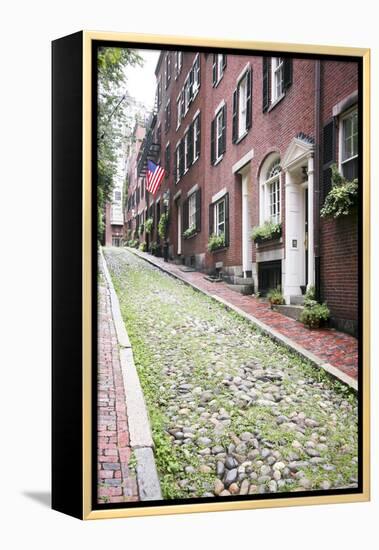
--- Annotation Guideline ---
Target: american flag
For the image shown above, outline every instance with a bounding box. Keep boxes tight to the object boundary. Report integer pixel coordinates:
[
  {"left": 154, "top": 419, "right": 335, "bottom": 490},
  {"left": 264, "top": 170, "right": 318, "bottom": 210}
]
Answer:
[{"left": 146, "top": 160, "right": 165, "bottom": 196}]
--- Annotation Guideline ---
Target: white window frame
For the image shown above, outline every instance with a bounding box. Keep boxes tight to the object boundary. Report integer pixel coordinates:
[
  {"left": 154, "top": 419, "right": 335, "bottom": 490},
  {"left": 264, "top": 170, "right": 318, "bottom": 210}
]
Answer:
[
  {"left": 192, "top": 54, "right": 200, "bottom": 97},
  {"left": 188, "top": 192, "right": 197, "bottom": 229},
  {"left": 238, "top": 72, "right": 248, "bottom": 138},
  {"left": 176, "top": 96, "right": 181, "bottom": 129},
  {"left": 214, "top": 198, "right": 226, "bottom": 236},
  {"left": 215, "top": 54, "right": 224, "bottom": 85},
  {"left": 175, "top": 51, "right": 183, "bottom": 79},
  {"left": 193, "top": 115, "right": 200, "bottom": 163},
  {"left": 165, "top": 53, "right": 171, "bottom": 88},
  {"left": 114, "top": 190, "right": 121, "bottom": 201},
  {"left": 261, "top": 160, "right": 281, "bottom": 224},
  {"left": 339, "top": 107, "right": 358, "bottom": 176},
  {"left": 184, "top": 76, "right": 191, "bottom": 114},
  {"left": 175, "top": 145, "right": 180, "bottom": 183},
  {"left": 271, "top": 57, "right": 284, "bottom": 104},
  {"left": 215, "top": 108, "right": 224, "bottom": 162},
  {"left": 184, "top": 132, "right": 189, "bottom": 173}
]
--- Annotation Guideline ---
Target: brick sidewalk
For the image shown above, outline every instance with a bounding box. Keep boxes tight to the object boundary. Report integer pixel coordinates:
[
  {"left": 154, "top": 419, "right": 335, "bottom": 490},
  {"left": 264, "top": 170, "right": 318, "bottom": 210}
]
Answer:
[
  {"left": 131, "top": 250, "right": 358, "bottom": 381},
  {"left": 97, "top": 276, "right": 139, "bottom": 504}
]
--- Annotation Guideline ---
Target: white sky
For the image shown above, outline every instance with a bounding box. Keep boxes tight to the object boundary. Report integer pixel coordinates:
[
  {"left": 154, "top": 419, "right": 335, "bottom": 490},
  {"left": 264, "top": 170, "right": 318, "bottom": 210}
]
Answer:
[{"left": 124, "top": 49, "right": 160, "bottom": 109}]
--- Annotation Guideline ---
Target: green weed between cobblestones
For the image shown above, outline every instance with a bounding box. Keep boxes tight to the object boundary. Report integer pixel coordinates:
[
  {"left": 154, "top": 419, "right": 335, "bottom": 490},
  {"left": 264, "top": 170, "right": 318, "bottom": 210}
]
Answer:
[{"left": 104, "top": 248, "right": 358, "bottom": 499}]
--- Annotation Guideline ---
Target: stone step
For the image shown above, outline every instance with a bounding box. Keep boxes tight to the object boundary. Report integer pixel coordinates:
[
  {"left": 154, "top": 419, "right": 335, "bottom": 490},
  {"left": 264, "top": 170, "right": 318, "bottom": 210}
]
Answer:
[
  {"left": 222, "top": 275, "right": 255, "bottom": 285},
  {"left": 290, "top": 295, "right": 305, "bottom": 305},
  {"left": 221, "top": 265, "right": 243, "bottom": 277},
  {"left": 275, "top": 304, "right": 304, "bottom": 321},
  {"left": 225, "top": 283, "right": 254, "bottom": 296}
]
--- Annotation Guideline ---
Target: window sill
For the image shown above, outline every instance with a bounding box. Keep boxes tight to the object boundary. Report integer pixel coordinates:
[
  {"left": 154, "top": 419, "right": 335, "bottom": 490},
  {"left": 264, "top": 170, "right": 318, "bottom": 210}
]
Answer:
[
  {"left": 255, "top": 236, "right": 283, "bottom": 248},
  {"left": 267, "top": 93, "right": 286, "bottom": 113},
  {"left": 213, "top": 155, "right": 224, "bottom": 167},
  {"left": 183, "top": 231, "right": 199, "bottom": 240},
  {"left": 209, "top": 245, "right": 228, "bottom": 253},
  {"left": 235, "top": 130, "right": 249, "bottom": 145}
]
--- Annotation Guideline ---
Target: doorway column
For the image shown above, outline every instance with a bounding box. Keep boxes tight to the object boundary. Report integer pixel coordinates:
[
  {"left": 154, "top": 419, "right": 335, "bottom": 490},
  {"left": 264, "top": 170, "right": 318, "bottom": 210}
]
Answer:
[
  {"left": 241, "top": 168, "right": 252, "bottom": 277},
  {"left": 177, "top": 202, "right": 182, "bottom": 255},
  {"left": 307, "top": 155, "right": 315, "bottom": 288}
]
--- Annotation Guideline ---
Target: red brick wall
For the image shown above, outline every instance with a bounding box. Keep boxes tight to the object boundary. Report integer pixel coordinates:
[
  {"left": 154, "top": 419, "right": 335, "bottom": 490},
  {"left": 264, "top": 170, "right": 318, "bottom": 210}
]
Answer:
[{"left": 319, "top": 60, "right": 359, "bottom": 332}]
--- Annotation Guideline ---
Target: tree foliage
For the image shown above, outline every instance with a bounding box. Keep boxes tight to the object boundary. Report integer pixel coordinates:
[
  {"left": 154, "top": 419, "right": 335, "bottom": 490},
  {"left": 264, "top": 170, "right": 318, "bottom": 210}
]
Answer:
[{"left": 97, "top": 47, "right": 142, "bottom": 241}]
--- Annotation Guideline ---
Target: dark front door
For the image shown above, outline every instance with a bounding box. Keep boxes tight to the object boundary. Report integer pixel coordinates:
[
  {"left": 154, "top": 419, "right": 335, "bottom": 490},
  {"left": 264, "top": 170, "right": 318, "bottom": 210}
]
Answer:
[{"left": 258, "top": 260, "right": 282, "bottom": 296}]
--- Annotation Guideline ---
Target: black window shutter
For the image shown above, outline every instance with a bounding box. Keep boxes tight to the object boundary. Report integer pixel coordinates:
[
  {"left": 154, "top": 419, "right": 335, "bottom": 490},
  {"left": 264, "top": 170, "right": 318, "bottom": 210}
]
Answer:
[
  {"left": 209, "top": 203, "right": 214, "bottom": 236},
  {"left": 262, "top": 57, "right": 270, "bottom": 112},
  {"left": 222, "top": 55, "right": 227, "bottom": 70},
  {"left": 221, "top": 105, "right": 227, "bottom": 154},
  {"left": 195, "top": 188, "right": 201, "bottom": 231},
  {"left": 224, "top": 193, "right": 230, "bottom": 247},
  {"left": 197, "top": 56, "right": 201, "bottom": 88},
  {"left": 322, "top": 120, "right": 336, "bottom": 202},
  {"left": 246, "top": 68, "right": 252, "bottom": 130},
  {"left": 232, "top": 89, "right": 238, "bottom": 143},
  {"left": 167, "top": 101, "right": 171, "bottom": 130},
  {"left": 196, "top": 115, "right": 201, "bottom": 158},
  {"left": 179, "top": 140, "right": 185, "bottom": 177},
  {"left": 165, "top": 146, "right": 170, "bottom": 176},
  {"left": 210, "top": 118, "right": 215, "bottom": 165},
  {"left": 187, "top": 129, "right": 193, "bottom": 168},
  {"left": 183, "top": 198, "right": 189, "bottom": 231},
  {"left": 283, "top": 58, "right": 292, "bottom": 90},
  {"left": 212, "top": 54, "right": 217, "bottom": 86},
  {"left": 181, "top": 90, "right": 185, "bottom": 117}
]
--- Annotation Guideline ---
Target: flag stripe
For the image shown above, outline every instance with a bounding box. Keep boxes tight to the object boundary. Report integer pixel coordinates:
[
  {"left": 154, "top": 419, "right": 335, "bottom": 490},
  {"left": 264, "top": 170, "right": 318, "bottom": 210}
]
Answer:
[{"left": 146, "top": 161, "right": 165, "bottom": 196}]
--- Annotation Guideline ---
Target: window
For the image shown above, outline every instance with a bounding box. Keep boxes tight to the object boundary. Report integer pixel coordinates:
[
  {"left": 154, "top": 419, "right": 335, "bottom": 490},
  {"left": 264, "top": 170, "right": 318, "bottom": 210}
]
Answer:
[
  {"left": 165, "top": 144, "right": 170, "bottom": 177},
  {"left": 183, "top": 189, "right": 201, "bottom": 234},
  {"left": 184, "top": 132, "right": 190, "bottom": 173},
  {"left": 214, "top": 198, "right": 225, "bottom": 236},
  {"left": 156, "top": 78, "right": 162, "bottom": 109},
  {"left": 211, "top": 105, "right": 226, "bottom": 164},
  {"left": 212, "top": 54, "right": 227, "bottom": 86},
  {"left": 271, "top": 57, "right": 284, "bottom": 102},
  {"left": 192, "top": 55, "right": 200, "bottom": 97},
  {"left": 188, "top": 192, "right": 197, "bottom": 228},
  {"left": 232, "top": 68, "right": 252, "bottom": 142},
  {"left": 165, "top": 53, "right": 171, "bottom": 88},
  {"left": 114, "top": 190, "right": 121, "bottom": 201},
  {"left": 165, "top": 100, "right": 171, "bottom": 133},
  {"left": 261, "top": 159, "right": 281, "bottom": 224},
  {"left": 184, "top": 76, "right": 191, "bottom": 114},
  {"left": 340, "top": 108, "right": 358, "bottom": 180},
  {"left": 263, "top": 57, "right": 292, "bottom": 112},
  {"left": 156, "top": 124, "right": 161, "bottom": 148},
  {"left": 176, "top": 95, "right": 182, "bottom": 129},
  {"left": 175, "top": 51, "right": 183, "bottom": 78},
  {"left": 193, "top": 114, "right": 200, "bottom": 162},
  {"left": 209, "top": 193, "right": 229, "bottom": 247},
  {"left": 175, "top": 145, "right": 180, "bottom": 183}
]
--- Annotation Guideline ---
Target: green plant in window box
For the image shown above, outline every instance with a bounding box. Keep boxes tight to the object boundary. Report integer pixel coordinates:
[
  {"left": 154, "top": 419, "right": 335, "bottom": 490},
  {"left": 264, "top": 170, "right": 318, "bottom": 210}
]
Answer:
[
  {"left": 267, "top": 288, "right": 285, "bottom": 308},
  {"left": 320, "top": 164, "right": 358, "bottom": 219},
  {"left": 183, "top": 224, "right": 197, "bottom": 239},
  {"left": 207, "top": 233, "right": 225, "bottom": 252},
  {"left": 251, "top": 221, "right": 282, "bottom": 243},
  {"left": 300, "top": 285, "right": 330, "bottom": 329},
  {"left": 158, "top": 212, "right": 169, "bottom": 240},
  {"left": 145, "top": 217, "right": 153, "bottom": 234}
]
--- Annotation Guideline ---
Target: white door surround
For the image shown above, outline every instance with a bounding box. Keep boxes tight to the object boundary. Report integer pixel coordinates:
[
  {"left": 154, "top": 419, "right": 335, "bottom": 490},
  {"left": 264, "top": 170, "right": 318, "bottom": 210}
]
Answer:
[
  {"left": 177, "top": 201, "right": 182, "bottom": 255},
  {"left": 235, "top": 162, "right": 252, "bottom": 277},
  {"left": 281, "top": 136, "right": 315, "bottom": 303}
]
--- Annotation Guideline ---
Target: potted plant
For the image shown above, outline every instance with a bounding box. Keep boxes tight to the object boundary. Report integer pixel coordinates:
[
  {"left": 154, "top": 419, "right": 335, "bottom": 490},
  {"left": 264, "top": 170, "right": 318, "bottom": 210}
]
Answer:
[
  {"left": 321, "top": 164, "right": 358, "bottom": 219},
  {"left": 207, "top": 233, "right": 225, "bottom": 252},
  {"left": 251, "top": 221, "right": 282, "bottom": 244},
  {"left": 299, "top": 286, "right": 330, "bottom": 329},
  {"left": 139, "top": 242, "right": 147, "bottom": 252},
  {"left": 150, "top": 241, "right": 158, "bottom": 255},
  {"left": 158, "top": 212, "right": 169, "bottom": 240},
  {"left": 266, "top": 288, "right": 285, "bottom": 309}
]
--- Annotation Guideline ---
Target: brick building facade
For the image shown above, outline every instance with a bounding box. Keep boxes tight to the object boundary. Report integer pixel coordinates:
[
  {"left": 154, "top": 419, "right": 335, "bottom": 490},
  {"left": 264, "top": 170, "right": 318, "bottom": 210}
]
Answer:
[{"left": 125, "top": 50, "right": 359, "bottom": 336}]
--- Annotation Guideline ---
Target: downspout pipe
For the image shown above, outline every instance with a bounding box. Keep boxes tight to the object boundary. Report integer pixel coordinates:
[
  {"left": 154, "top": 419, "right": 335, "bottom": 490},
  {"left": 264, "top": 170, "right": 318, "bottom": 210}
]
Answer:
[{"left": 314, "top": 60, "right": 321, "bottom": 301}]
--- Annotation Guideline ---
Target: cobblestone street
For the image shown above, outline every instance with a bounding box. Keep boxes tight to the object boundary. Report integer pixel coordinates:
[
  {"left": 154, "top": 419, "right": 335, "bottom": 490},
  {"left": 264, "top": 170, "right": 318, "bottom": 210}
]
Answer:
[
  {"left": 104, "top": 247, "right": 358, "bottom": 500},
  {"left": 97, "top": 269, "right": 139, "bottom": 504}
]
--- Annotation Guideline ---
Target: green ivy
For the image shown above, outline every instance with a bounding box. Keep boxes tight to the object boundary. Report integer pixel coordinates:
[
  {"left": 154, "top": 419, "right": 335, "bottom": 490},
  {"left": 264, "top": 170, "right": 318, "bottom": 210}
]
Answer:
[
  {"left": 321, "top": 164, "right": 358, "bottom": 219},
  {"left": 145, "top": 218, "right": 153, "bottom": 234},
  {"left": 158, "top": 212, "right": 169, "bottom": 240}
]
